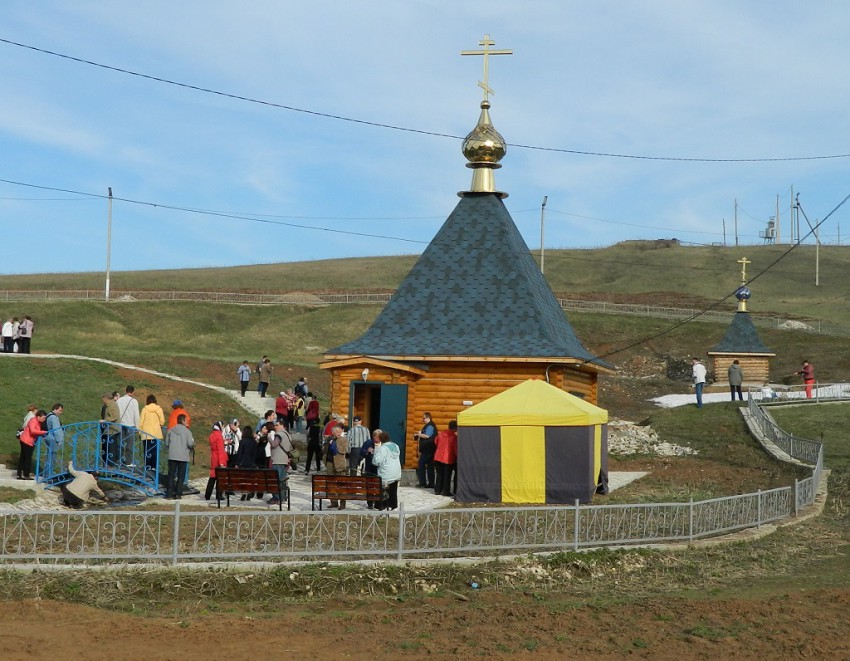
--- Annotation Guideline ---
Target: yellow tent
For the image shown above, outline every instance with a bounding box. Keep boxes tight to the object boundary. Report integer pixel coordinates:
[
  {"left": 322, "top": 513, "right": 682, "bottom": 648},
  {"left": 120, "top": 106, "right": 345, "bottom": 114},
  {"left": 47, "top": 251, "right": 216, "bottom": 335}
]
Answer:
[{"left": 456, "top": 379, "right": 609, "bottom": 504}]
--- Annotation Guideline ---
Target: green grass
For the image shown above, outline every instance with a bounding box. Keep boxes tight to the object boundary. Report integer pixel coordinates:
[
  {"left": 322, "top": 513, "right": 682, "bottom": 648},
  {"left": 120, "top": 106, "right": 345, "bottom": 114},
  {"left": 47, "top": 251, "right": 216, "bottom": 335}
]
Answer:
[
  {"left": 3, "top": 243, "right": 850, "bottom": 326},
  {"left": 770, "top": 402, "right": 850, "bottom": 472},
  {"left": 0, "top": 358, "right": 245, "bottom": 477}
]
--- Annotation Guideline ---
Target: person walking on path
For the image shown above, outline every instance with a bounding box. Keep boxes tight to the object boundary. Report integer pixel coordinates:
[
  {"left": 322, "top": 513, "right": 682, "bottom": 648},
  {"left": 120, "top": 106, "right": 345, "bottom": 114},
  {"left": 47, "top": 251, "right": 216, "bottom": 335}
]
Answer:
[
  {"left": 164, "top": 414, "right": 194, "bottom": 499},
  {"left": 692, "top": 357, "right": 707, "bottom": 408},
  {"left": 796, "top": 360, "right": 815, "bottom": 399},
  {"left": 258, "top": 358, "right": 273, "bottom": 397},
  {"left": 18, "top": 409, "right": 47, "bottom": 480},
  {"left": 347, "top": 415, "right": 370, "bottom": 475},
  {"left": 372, "top": 431, "right": 402, "bottom": 511},
  {"left": 204, "top": 422, "right": 228, "bottom": 500},
  {"left": 1, "top": 317, "right": 13, "bottom": 353},
  {"left": 415, "top": 412, "right": 438, "bottom": 488},
  {"left": 60, "top": 461, "right": 107, "bottom": 509},
  {"left": 17, "top": 315, "right": 33, "bottom": 353},
  {"left": 236, "top": 360, "right": 252, "bottom": 397},
  {"left": 727, "top": 360, "right": 744, "bottom": 402},
  {"left": 139, "top": 395, "right": 166, "bottom": 473}
]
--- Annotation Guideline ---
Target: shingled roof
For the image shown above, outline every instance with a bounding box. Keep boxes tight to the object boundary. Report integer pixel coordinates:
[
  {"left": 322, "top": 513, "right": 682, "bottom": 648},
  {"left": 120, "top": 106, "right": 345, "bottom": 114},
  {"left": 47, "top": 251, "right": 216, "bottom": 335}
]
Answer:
[
  {"left": 709, "top": 312, "right": 775, "bottom": 354},
  {"left": 327, "top": 193, "right": 608, "bottom": 368}
]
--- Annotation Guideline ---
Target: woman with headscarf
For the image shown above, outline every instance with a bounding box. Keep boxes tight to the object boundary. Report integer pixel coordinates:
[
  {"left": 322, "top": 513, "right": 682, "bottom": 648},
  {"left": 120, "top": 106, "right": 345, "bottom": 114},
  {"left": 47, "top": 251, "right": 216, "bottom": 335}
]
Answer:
[
  {"left": 236, "top": 426, "right": 259, "bottom": 501},
  {"left": 204, "top": 421, "right": 228, "bottom": 500}
]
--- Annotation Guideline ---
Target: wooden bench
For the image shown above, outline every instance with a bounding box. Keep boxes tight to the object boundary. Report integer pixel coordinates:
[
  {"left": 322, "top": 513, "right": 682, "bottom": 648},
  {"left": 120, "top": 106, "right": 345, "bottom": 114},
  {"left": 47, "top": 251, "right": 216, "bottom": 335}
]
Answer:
[
  {"left": 215, "top": 467, "right": 290, "bottom": 511},
  {"left": 311, "top": 474, "right": 383, "bottom": 511}
]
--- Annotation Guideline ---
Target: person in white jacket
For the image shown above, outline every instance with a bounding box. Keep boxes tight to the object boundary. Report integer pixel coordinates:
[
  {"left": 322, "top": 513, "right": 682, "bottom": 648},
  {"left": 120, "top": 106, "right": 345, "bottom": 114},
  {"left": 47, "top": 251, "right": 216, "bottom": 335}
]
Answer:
[
  {"left": 117, "top": 385, "right": 141, "bottom": 467},
  {"left": 372, "top": 431, "right": 402, "bottom": 511},
  {"left": 692, "top": 357, "right": 707, "bottom": 408}
]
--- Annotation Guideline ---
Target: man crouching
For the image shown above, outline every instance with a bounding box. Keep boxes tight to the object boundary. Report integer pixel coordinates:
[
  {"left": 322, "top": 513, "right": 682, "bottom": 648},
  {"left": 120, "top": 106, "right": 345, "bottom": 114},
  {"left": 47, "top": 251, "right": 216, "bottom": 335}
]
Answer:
[{"left": 60, "top": 461, "right": 107, "bottom": 509}]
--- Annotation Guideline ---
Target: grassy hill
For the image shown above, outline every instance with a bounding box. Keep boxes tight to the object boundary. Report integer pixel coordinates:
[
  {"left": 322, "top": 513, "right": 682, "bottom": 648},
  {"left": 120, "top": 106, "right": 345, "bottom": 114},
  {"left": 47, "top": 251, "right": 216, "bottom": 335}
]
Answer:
[
  {"left": 3, "top": 241, "right": 849, "bottom": 325},
  {"left": 2, "top": 240, "right": 849, "bottom": 465}
]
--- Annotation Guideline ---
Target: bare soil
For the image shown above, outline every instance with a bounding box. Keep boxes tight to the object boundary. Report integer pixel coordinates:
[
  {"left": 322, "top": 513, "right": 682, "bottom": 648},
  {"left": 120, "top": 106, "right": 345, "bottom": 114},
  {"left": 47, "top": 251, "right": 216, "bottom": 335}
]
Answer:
[{"left": 2, "top": 588, "right": 848, "bottom": 660}]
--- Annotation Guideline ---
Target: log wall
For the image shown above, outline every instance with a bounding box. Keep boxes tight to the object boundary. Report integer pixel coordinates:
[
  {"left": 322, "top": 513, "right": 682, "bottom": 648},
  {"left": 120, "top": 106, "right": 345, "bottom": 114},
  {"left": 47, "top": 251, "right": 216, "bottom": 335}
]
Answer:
[
  {"left": 325, "top": 360, "right": 599, "bottom": 469},
  {"left": 710, "top": 355, "right": 771, "bottom": 385}
]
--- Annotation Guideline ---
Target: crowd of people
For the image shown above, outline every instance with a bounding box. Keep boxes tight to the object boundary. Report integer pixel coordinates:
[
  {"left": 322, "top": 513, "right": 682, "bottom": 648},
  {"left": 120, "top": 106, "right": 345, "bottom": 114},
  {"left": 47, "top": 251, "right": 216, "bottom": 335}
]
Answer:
[
  {"left": 14, "top": 370, "right": 459, "bottom": 512},
  {"left": 2, "top": 315, "right": 34, "bottom": 353}
]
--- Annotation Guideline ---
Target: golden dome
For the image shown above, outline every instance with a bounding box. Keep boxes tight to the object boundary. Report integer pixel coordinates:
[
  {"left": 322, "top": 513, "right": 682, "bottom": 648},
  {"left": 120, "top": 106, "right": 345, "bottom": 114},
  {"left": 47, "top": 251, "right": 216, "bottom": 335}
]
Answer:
[{"left": 462, "top": 100, "right": 507, "bottom": 164}]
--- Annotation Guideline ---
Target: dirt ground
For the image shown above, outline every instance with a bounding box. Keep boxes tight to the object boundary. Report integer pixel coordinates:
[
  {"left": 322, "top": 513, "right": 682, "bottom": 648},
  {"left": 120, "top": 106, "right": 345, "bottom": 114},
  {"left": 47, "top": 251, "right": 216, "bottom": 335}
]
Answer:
[{"left": 3, "top": 588, "right": 849, "bottom": 660}]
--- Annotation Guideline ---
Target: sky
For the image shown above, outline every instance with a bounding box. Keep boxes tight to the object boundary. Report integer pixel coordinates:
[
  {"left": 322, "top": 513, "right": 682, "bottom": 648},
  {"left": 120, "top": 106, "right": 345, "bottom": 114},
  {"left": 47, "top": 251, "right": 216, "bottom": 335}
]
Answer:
[{"left": 2, "top": 1, "right": 850, "bottom": 274}]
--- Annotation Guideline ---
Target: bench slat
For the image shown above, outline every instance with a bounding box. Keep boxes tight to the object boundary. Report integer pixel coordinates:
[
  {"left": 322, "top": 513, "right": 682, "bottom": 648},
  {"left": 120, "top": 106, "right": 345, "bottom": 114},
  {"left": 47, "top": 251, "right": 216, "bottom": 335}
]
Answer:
[
  {"left": 311, "top": 474, "right": 383, "bottom": 510},
  {"left": 215, "top": 468, "right": 290, "bottom": 511}
]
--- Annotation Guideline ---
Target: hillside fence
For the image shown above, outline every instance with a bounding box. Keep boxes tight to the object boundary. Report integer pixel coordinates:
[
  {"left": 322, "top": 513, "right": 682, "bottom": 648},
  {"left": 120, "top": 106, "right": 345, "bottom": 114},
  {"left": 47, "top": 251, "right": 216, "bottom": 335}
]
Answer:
[
  {"left": 0, "top": 394, "right": 835, "bottom": 565},
  {"left": 0, "top": 289, "right": 845, "bottom": 336}
]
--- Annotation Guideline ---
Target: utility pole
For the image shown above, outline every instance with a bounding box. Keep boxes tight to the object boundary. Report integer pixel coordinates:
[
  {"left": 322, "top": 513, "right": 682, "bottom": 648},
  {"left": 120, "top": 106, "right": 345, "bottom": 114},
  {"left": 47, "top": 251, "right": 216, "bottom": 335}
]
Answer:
[
  {"left": 815, "top": 219, "right": 820, "bottom": 287},
  {"left": 796, "top": 193, "right": 801, "bottom": 241},
  {"left": 539, "top": 195, "right": 548, "bottom": 274},
  {"left": 734, "top": 198, "right": 739, "bottom": 246},
  {"left": 722, "top": 218, "right": 726, "bottom": 246},
  {"left": 775, "top": 194, "right": 780, "bottom": 243},
  {"left": 105, "top": 187, "right": 113, "bottom": 302},
  {"left": 796, "top": 196, "right": 820, "bottom": 286},
  {"left": 789, "top": 184, "right": 794, "bottom": 243}
]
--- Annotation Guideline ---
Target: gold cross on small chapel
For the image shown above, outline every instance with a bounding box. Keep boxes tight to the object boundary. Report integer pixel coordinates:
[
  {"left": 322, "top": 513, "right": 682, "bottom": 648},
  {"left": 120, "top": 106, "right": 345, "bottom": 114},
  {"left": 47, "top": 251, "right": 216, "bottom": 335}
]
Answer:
[
  {"left": 738, "top": 256, "right": 751, "bottom": 282},
  {"left": 461, "top": 34, "right": 513, "bottom": 101}
]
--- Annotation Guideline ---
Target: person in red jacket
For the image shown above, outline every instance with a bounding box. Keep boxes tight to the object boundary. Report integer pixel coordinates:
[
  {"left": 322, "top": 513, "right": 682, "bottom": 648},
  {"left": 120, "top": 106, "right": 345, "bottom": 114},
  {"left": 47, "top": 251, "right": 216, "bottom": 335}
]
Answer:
[
  {"left": 796, "top": 360, "right": 815, "bottom": 399},
  {"left": 433, "top": 420, "right": 458, "bottom": 497},
  {"left": 204, "top": 421, "right": 228, "bottom": 500},
  {"left": 275, "top": 392, "right": 289, "bottom": 428},
  {"left": 18, "top": 409, "right": 47, "bottom": 480}
]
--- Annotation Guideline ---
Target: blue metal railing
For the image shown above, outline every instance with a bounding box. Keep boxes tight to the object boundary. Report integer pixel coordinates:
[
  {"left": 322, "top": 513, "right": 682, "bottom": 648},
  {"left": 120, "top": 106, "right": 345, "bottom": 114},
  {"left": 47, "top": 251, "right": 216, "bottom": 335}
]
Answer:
[{"left": 34, "top": 421, "right": 163, "bottom": 496}]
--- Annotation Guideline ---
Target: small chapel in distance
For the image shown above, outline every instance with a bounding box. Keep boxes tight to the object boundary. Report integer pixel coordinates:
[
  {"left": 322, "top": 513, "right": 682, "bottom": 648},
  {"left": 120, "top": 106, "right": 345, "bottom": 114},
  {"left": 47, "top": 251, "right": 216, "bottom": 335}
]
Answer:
[{"left": 321, "top": 36, "right": 613, "bottom": 468}]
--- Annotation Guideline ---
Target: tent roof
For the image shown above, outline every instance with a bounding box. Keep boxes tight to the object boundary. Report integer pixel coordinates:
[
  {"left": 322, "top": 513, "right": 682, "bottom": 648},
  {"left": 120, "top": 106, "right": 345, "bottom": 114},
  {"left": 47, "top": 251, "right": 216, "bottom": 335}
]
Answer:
[
  {"left": 326, "top": 194, "right": 609, "bottom": 368},
  {"left": 457, "top": 379, "right": 608, "bottom": 426}
]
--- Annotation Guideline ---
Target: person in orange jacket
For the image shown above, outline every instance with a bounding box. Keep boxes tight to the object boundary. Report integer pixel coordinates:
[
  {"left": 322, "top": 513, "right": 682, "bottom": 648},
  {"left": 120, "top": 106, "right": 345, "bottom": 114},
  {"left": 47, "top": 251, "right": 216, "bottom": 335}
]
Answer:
[{"left": 167, "top": 400, "right": 191, "bottom": 430}]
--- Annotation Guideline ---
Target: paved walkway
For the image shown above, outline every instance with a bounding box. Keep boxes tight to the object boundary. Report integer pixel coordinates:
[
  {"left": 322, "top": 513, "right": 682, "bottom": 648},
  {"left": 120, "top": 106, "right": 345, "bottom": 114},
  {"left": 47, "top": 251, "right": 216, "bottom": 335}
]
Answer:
[{"left": 0, "top": 465, "right": 647, "bottom": 513}]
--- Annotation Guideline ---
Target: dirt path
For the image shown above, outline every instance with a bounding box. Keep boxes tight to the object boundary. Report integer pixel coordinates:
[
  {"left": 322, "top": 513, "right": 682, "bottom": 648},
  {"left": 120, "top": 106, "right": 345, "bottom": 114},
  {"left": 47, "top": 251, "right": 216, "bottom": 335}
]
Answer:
[{"left": 3, "top": 587, "right": 849, "bottom": 660}]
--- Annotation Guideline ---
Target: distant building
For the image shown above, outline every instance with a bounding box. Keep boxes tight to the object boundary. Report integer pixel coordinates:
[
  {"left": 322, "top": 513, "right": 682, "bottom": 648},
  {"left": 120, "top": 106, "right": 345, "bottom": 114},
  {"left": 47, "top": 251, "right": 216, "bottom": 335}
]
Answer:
[{"left": 707, "top": 258, "right": 775, "bottom": 385}]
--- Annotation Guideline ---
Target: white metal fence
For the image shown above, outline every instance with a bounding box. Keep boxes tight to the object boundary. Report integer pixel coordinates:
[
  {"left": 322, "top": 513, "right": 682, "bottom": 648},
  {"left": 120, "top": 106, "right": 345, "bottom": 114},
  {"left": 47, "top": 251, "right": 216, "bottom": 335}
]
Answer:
[{"left": 0, "top": 289, "right": 845, "bottom": 335}]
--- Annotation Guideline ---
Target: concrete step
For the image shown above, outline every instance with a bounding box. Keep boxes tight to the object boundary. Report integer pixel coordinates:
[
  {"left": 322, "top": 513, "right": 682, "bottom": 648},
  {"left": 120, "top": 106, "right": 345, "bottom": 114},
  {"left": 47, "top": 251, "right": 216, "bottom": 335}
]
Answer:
[{"left": 0, "top": 464, "right": 45, "bottom": 494}]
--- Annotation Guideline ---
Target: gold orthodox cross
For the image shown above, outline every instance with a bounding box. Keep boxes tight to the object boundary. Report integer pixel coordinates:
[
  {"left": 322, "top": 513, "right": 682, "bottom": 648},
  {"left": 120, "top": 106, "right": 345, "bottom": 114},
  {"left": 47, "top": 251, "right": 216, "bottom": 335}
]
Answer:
[
  {"left": 461, "top": 34, "right": 513, "bottom": 101},
  {"left": 738, "top": 256, "right": 751, "bottom": 282}
]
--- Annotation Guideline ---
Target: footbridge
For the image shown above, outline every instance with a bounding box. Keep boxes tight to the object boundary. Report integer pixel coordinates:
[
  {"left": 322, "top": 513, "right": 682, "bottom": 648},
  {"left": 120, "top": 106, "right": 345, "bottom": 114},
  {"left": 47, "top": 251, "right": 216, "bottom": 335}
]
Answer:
[{"left": 35, "top": 421, "right": 164, "bottom": 496}]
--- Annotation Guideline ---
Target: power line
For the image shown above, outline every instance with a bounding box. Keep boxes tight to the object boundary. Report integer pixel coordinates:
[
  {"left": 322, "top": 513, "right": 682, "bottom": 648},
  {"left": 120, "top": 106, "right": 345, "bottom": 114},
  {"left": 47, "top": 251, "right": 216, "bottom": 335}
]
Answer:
[
  {"left": 4, "top": 36, "right": 850, "bottom": 164},
  {"left": 0, "top": 177, "right": 839, "bottom": 272},
  {"left": 589, "top": 192, "right": 850, "bottom": 362},
  {"left": 0, "top": 177, "right": 429, "bottom": 245}
]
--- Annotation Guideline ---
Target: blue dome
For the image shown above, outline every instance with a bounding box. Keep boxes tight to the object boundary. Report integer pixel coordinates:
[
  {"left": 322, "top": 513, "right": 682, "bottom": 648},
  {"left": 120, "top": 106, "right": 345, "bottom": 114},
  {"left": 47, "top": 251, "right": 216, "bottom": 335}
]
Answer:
[{"left": 735, "top": 286, "right": 751, "bottom": 301}]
